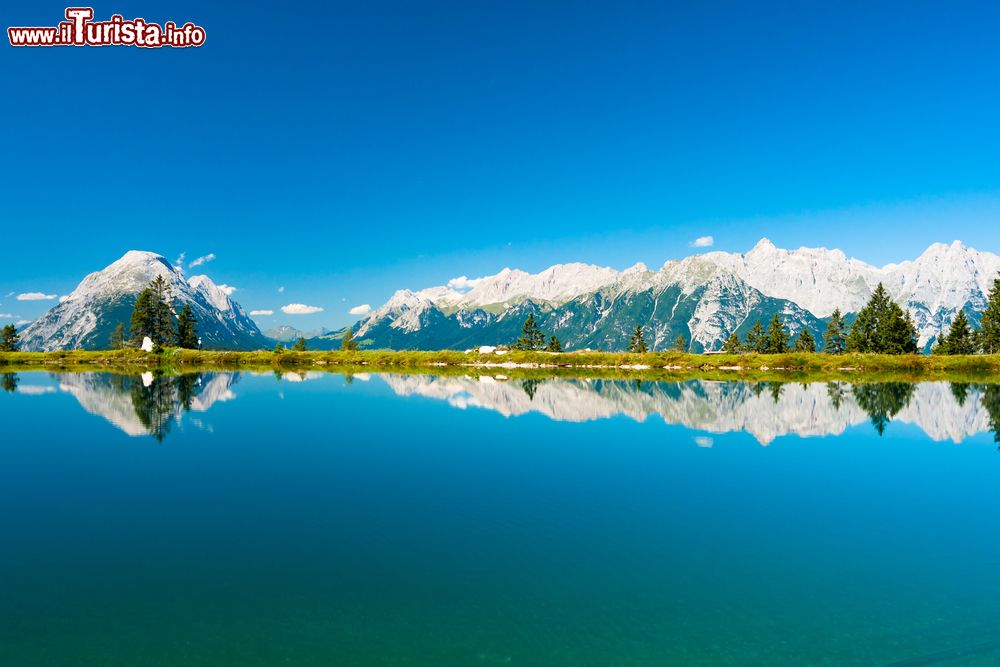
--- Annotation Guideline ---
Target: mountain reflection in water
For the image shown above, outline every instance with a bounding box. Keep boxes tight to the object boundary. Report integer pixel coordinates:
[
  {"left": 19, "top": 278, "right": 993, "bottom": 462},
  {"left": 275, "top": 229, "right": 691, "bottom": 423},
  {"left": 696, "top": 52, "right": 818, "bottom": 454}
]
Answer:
[
  {"left": 383, "top": 375, "right": 1000, "bottom": 445},
  {"left": 3, "top": 371, "right": 238, "bottom": 441},
  {"left": 4, "top": 371, "right": 1000, "bottom": 445}
]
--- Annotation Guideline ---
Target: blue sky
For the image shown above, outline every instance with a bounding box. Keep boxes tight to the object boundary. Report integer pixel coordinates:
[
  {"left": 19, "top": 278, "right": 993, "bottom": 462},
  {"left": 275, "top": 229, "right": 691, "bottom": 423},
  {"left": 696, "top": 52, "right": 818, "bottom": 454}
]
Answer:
[{"left": 3, "top": 1, "right": 1000, "bottom": 329}]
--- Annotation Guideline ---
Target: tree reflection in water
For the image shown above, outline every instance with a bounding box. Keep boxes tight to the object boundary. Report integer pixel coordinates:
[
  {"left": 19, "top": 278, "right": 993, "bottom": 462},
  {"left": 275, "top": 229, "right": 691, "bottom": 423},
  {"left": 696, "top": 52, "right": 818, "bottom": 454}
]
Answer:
[
  {"left": 982, "top": 384, "right": 1000, "bottom": 447},
  {"left": 852, "top": 382, "right": 916, "bottom": 436}
]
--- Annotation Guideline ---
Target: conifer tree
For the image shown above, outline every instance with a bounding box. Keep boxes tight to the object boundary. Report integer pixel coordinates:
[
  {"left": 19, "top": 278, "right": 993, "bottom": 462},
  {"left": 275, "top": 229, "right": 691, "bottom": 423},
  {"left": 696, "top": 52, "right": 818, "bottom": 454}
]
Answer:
[
  {"left": 109, "top": 323, "right": 126, "bottom": 350},
  {"left": 979, "top": 273, "right": 1000, "bottom": 354},
  {"left": 765, "top": 314, "right": 789, "bottom": 354},
  {"left": 292, "top": 337, "right": 308, "bottom": 352},
  {"left": 130, "top": 288, "right": 153, "bottom": 345},
  {"left": 934, "top": 309, "right": 976, "bottom": 355},
  {"left": 822, "top": 308, "right": 848, "bottom": 354},
  {"left": 0, "top": 324, "right": 20, "bottom": 352},
  {"left": 846, "top": 283, "right": 917, "bottom": 354},
  {"left": 546, "top": 335, "right": 563, "bottom": 352},
  {"left": 274, "top": 342, "right": 285, "bottom": 353},
  {"left": 175, "top": 305, "right": 199, "bottom": 349},
  {"left": 149, "top": 276, "right": 176, "bottom": 345},
  {"left": 129, "top": 277, "right": 177, "bottom": 346},
  {"left": 341, "top": 327, "right": 358, "bottom": 351},
  {"left": 881, "top": 302, "right": 919, "bottom": 354},
  {"left": 672, "top": 334, "right": 687, "bottom": 352},
  {"left": 745, "top": 321, "right": 767, "bottom": 354},
  {"left": 628, "top": 325, "right": 648, "bottom": 353},
  {"left": 515, "top": 314, "right": 546, "bottom": 351},
  {"left": 722, "top": 332, "right": 742, "bottom": 354},
  {"left": 795, "top": 327, "right": 816, "bottom": 353}
]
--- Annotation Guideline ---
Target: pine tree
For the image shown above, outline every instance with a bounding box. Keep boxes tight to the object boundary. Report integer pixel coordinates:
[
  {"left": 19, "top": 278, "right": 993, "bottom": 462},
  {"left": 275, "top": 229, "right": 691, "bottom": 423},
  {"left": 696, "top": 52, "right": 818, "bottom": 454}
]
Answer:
[
  {"left": 130, "top": 288, "right": 153, "bottom": 345},
  {"left": 292, "top": 337, "right": 308, "bottom": 352},
  {"left": 978, "top": 273, "right": 1000, "bottom": 354},
  {"left": 109, "top": 323, "right": 126, "bottom": 350},
  {"left": 745, "top": 321, "right": 767, "bottom": 354},
  {"left": 341, "top": 327, "right": 358, "bottom": 351},
  {"left": 628, "top": 325, "right": 648, "bottom": 353},
  {"left": 880, "top": 302, "right": 919, "bottom": 354},
  {"left": 129, "top": 277, "right": 177, "bottom": 347},
  {"left": 722, "top": 332, "right": 742, "bottom": 354},
  {"left": 822, "top": 308, "right": 848, "bottom": 354},
  {"left": 795, "top": 327, "right": 816, "bottom": 353},
  {"left": 546, "top": 335, "right": 563, "bottom": 352},
  {"left": 846, "top": 283, "right": 917, "bottom": 354},
  {"left": 273, "top": 342, "right": 285, "bottom": 353},
  {"left": 149, "top": 276, "right": 175, "bottom": 345},
  {"left": 672, "top": 334, "right": 687, "bottom": 352},
  {"left": 175, "top": 304, "right": 199, "bottom": 349},
  {"left": 0, "top": 324, "right": 20, "bottom": 352},
  {"left": 765, "top": 314, "right": 789, "bottom": 354},
  {"left": 934, "top": 309, "right": 977, "bottom": 355},
  {"left": 515, "top": 314, "right": 546, "bottom": 351}
]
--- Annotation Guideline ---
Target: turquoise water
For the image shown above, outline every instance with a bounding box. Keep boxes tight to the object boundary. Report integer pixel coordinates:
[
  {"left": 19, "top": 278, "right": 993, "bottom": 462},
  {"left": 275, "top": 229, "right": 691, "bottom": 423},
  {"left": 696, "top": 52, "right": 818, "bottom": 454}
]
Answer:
[{"left": 3, "top": 371, "right": 1000, "bottom": 665}]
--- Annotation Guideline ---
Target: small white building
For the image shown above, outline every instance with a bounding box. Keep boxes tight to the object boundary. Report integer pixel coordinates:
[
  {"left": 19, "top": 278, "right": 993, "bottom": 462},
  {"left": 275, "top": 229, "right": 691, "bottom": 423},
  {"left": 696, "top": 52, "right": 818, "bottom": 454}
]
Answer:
[{"left": 140, "top": 336, "right": 154, "bottom": 352}]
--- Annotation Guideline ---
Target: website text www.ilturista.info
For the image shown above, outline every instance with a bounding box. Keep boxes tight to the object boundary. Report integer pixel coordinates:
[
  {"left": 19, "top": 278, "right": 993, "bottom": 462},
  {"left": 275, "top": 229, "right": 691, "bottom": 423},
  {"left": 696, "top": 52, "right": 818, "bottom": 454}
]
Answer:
[{"left": 8, "top": 7, "right": 205, "bottom": 48}]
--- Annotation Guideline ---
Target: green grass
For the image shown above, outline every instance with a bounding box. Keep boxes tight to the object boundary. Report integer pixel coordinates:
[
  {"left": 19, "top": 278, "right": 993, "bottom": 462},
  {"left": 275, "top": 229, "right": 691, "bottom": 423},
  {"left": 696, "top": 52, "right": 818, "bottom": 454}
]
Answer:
[{"left": 3, "top": 348, "right": 1000, "bottom": 382}]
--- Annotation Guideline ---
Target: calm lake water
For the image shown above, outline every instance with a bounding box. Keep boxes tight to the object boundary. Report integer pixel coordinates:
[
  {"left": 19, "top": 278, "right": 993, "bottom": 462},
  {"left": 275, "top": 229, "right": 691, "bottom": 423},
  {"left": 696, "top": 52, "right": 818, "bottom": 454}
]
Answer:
[{"left": 3, "top": 370, "right": 1000, "bottom": 666}]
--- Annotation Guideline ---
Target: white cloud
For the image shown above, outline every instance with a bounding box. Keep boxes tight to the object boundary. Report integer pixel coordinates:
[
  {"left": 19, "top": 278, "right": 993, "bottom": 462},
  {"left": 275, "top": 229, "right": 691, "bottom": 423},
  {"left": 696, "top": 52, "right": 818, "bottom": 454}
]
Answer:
[
  {"left": 189, "top": 253, "right": 216, "bottom": 268},
  {"left": 17, "top": 292, "right": 57, "bottom": 301},
  {"left": 174, "top": 252, "right": 186, "bottom": 268},
  {"left": 250, "top": 309, "right": 274, "bottom": 316},
  {"left": 277, "top": 286, "right": 285, "bottom": 293},
  {"left": 283, "top": 372, "right": 324, "bottom": 383},
  {"left": 447, "top": 275, "right": 484, "bottom": 291},
  {"left": 349, "top": 304, "right": 372, "bottom": 315},
  {"left": 16, "top": 320, "right": 31, "bottom": 326},
  {"left": 59, "top": 295, "right": 71, "bottom": 303},
  {"left": 5, "top": 292, "right": 13, "bottom": 298},
  {"left": 281, "top": 303, "right": 324, "bottom": 315},
  {"left": 18, "top": 385, "right": 56, "bottom": 395},
  {"left": 0, "top": 313, "right": 13, "bottom": 318},
  {"left": 690, "top": 235, "right": 714, "bottom": 248},
  {"left": 216, "top": 284, "right": 237, "bottom": 296}
]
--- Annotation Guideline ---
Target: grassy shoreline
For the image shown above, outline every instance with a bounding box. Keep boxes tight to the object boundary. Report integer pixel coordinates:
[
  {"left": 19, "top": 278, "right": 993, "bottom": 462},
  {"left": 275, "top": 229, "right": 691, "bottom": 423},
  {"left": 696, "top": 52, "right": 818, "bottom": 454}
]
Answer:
[{"left": 3, "top": 349, "right": 1000, "bottom": 382}]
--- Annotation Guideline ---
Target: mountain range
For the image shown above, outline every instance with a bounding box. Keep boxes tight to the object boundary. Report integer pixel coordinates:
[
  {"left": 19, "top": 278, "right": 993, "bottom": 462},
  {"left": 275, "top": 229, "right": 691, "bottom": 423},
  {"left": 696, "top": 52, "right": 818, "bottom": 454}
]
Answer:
[
  {"left": 352, "top": 239, "right": 1000, "bottom": 352},
  {"left": 13, "top": 240, "right": 1000, "bottom": 352},
  {"left": 18, "top": 251, "right": 267, "bottom": 351}
]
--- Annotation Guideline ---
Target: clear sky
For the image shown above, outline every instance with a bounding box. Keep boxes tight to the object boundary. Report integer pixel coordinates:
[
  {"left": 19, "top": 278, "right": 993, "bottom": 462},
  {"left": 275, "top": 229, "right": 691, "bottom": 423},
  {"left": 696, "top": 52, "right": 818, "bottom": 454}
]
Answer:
[{"left": 3, "top": 1, "right": 1000, "bottom": 329}]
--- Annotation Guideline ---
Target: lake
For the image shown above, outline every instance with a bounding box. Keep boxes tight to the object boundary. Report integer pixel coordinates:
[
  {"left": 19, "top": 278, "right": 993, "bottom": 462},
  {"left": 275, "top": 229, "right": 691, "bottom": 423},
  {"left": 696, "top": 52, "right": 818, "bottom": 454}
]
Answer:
[{"left": 2, "top": 370, "right": 1000, "bottom": 665}]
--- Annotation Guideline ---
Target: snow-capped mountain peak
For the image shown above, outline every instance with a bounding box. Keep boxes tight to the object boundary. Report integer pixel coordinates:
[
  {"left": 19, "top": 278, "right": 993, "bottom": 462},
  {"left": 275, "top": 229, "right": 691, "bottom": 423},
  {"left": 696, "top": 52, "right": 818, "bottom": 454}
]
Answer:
[
  {"left": 18, "top": 251, "right": 266, "bottom": 351},
  {"left": 188, "top": 274, "right": 233, "bottom": 312},
  {"left": 356, "top": 239, "right": 1000, "bottom": 352}
]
